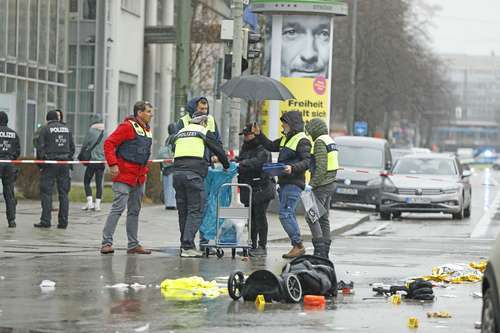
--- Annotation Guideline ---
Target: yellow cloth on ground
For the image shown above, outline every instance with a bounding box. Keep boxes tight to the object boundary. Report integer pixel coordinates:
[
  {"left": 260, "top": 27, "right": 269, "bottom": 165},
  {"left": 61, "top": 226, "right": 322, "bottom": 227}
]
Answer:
[
  {"left": 160, "top": 276, "right": 227, "bottom": 301},
  {"left": 418, "top": 261, "right": 485, "bottom": 284}
]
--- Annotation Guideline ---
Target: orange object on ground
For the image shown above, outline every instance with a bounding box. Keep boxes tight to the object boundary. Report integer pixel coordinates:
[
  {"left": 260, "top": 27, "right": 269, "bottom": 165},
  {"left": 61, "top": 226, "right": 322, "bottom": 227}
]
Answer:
[{"left": 303, "top": 295, "right": 326, "bottom": 306}]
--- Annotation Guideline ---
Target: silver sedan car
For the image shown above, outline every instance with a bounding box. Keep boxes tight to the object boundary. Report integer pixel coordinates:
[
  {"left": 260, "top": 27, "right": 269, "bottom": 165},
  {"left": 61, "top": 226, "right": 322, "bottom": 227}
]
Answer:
[{"left": 379, "top": 154, "right": 472, "bottom": 220}]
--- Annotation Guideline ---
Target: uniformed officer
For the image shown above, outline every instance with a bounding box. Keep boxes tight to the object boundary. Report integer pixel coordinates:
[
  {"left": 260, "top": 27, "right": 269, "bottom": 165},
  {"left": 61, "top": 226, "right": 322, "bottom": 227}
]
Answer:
[
  {"left": 34, "top": 110, "right": 75, "bottom": 229},
  {"left": 176, "top": 97, "right": 221, "bottom": 143},
  {"left": 173, "top": 112, "right": 229, "bottom": 258},
  {"left": 305, "top": 118, "right": 339, "bottom": 259},
  {"left": 0, "top": 112, "right": 20, "bottom": 228}
]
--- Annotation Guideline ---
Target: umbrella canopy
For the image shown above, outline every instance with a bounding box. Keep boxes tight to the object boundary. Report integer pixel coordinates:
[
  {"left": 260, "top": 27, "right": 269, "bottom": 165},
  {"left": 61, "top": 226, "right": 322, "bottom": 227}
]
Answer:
[{"left": 220, "top": 75, "right": 295, "bottom": 102}]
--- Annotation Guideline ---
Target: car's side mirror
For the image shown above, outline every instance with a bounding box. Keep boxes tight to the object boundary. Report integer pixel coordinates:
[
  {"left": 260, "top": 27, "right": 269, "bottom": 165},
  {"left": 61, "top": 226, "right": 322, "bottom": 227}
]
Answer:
[{"left": 462, "top": 170, "right": 472, "bottom": 178}]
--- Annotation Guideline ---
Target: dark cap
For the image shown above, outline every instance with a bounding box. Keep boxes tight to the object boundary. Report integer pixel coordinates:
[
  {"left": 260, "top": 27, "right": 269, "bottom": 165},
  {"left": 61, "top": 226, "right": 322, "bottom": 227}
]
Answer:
[{"left": 239, "top": 124, "right": 253, "bottom": 136}]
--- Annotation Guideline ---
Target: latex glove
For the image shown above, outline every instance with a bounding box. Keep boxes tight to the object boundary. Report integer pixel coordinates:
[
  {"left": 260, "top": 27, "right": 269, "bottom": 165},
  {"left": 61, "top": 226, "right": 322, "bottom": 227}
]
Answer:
[{"left": 305, "top": 184, "right": 312, "bottom": 192}]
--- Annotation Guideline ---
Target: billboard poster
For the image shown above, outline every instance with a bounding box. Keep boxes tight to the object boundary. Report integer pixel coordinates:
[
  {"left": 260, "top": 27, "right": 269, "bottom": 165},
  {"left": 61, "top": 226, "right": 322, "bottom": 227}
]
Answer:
[{"left": 261, "top": 14, "right": 334, "bottom": 137}]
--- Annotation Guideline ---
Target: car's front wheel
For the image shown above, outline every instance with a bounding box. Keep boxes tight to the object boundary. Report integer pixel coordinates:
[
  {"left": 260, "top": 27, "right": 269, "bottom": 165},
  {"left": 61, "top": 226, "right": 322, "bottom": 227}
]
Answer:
[
  {"left": 380, "top": 212, "right": 391, "bottom": 220},
  {"left": 482, "top": 288, "right": 499, "bottom": 333}
]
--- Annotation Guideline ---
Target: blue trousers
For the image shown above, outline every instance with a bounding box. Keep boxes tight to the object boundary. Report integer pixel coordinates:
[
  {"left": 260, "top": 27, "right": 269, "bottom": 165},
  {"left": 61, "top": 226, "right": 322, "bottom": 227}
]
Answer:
[{"left": 278, "top": 184, "right": 302, "bottom": 246}]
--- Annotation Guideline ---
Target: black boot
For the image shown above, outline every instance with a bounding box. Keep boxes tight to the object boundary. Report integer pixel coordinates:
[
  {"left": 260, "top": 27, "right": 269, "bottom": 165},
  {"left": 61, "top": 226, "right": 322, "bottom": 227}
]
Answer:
[
  {"left": 323, "top": 239, "right": 332, "bottom": 259},
  {"left": 312, "top": 238, "right": 324, "bottom": 257}
]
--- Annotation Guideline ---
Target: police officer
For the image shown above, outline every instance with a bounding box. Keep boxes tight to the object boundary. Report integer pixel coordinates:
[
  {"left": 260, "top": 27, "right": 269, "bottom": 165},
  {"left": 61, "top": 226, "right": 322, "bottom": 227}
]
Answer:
[
  {"left": 0, "top": 112, "right": 20, "bottom": 228},
  {"left": 173, "top": 112, "right": 229, "bottom": 258},
  {"left": 176, "top": 97, "right": 221, "bottom": 143},
  {"left": 305, "top": 118, "right": 339, "bottom": 258},
  {"left": 34, "top": 110, "right": 75, "bottom": 229}
]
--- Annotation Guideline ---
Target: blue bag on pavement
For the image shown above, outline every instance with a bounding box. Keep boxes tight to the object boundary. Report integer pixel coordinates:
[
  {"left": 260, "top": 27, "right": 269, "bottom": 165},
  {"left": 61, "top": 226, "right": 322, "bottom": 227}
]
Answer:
[{"left": 199, "top": 162, "right": 238, "bottom": 240}]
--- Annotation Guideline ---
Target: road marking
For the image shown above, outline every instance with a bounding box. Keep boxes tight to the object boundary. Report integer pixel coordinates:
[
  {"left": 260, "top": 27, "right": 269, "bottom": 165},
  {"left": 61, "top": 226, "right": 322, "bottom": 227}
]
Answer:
[{"left": 471, "top": 185, "right": 500, "bottom": 238}]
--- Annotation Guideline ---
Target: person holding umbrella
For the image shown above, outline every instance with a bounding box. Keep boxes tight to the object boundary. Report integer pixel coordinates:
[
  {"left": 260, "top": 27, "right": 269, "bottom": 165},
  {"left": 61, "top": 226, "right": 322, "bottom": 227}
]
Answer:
[{"left": 252, "top": 111, "right": 311, "bottom": 259}]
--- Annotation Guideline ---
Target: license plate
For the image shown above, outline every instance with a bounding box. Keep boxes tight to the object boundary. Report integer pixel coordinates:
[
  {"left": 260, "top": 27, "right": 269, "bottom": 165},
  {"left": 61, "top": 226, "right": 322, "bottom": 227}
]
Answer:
[
  {"left": 405, "top": 197, "right": 431, "bottom": 204},
  {"left": 336, "top": 188, "right": 358, "bottom": 195}
]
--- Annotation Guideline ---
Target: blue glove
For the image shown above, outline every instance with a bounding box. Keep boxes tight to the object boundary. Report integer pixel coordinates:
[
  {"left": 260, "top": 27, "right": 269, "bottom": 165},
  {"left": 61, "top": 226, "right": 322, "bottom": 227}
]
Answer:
[{"left": 305, "top": 184, "right": 312, "bottom": 192}]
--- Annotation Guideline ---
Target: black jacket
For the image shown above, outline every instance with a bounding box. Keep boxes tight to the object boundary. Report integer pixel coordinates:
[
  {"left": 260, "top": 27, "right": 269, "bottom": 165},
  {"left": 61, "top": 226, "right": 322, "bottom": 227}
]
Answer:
[
  {"left": 36, "top": 120, "right": 75, "bottom": 161},
  {"left": 257, "top": 111, "right": 311, "bottom": 189},
  {"left": 237, "top": 138, "right": 275, "bottom": 205},
  {"left": 0, "top": 125, "right": 20, "bottom": 160},
  {"left": 173, "top": 131, "right": 229, "bottom": 178}
]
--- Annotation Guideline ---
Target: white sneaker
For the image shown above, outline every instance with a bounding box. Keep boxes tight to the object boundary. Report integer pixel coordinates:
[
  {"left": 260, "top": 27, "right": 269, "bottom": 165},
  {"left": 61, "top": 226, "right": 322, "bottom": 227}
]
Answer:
[
  {"left": 94, "top": 199, "right": 101, "bottom": 212},
  {"left": 180, "top": 248, "right": 203, "bottom": 258}
]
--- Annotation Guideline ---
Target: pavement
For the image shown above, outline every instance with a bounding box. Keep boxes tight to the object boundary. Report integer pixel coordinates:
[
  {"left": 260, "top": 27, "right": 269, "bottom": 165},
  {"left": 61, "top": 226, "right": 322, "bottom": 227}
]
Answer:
[{"left": 0, "top": 200, "right": 372, "bottom": 254}]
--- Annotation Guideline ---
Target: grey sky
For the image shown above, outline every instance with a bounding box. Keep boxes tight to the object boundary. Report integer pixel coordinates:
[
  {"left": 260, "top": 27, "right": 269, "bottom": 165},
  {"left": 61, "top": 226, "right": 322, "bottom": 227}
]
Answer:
[{"left": 424, "top": 0, "right": 500, "bottom": 55}]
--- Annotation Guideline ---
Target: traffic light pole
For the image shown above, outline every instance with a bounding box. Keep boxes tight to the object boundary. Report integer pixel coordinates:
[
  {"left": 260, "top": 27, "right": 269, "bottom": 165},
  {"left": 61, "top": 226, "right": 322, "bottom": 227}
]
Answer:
[
  {"left": 229, "top": 0, "right": 243, "bottom": 153},
  {"left": 346, "top": 0, "right": 358, "bottom": 135},
  {"left": 174, "top": 0, "right": 193, "bottom": 121}
]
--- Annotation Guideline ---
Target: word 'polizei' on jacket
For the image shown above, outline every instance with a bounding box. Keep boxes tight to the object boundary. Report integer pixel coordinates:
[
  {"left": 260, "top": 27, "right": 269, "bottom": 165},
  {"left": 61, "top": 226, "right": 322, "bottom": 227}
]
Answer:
[
  {"left": 37, "top": 121, "right": 75, "bottom": 160},
  {"left": 116, "top": 120, "right": 152, "bottom": 166},
  {"left": 173, "top": 123, "right": 230, "bottom": 178},
  {"left": 311, "top": 135, "right": 339, "bottom": 172},
  {"left": 0, "top": 126, "right": 20, "bottom": 160}
]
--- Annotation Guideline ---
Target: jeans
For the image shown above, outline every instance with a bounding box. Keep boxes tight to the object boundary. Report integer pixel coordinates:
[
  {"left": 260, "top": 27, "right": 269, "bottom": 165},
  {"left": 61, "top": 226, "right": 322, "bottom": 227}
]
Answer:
[
  {"left": 162, "top": 173, "right": 176, "bottom": 208},
  {"left": 84, "top": 164, "right": 105, "bottom": 199},
  {"left": 173, "top": 171, "right": 205, "bottom": 250},
  {"left": 40, "top": 165, "right": 71, "bottom": 227},
  {"left": 307, "top": 182, "right": 335, "bottom": 241},
  {"left": 278, "top": 184, "right": 302, "bottom": 246},
  {"left": 102, "top": 182, "right": 145, "bottom": 250},
  {"left": 0, "top": 164, "right": 16, "bottom": 223}
]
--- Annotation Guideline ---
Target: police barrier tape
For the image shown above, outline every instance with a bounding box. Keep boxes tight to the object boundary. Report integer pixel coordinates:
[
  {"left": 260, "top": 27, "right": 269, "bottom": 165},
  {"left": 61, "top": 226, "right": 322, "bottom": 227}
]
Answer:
[{"left": 0, "top": 159, "right": 173, "bottom": 165}]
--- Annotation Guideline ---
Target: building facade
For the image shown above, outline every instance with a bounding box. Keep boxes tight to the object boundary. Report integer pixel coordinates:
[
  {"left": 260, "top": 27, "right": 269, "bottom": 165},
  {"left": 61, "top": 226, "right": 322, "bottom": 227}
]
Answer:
[
  {"left": 0, "top": 0, "right": 69, "bottom": 155},
  {"left": 442, "top": 54, "right": 500, "bottom": 124}
]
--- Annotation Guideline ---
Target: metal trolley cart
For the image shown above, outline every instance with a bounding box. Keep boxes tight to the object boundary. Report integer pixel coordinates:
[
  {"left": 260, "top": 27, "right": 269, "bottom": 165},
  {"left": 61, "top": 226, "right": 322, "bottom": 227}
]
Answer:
[{"left": 204, "top": 183, "right": 253, "bottom": 259}]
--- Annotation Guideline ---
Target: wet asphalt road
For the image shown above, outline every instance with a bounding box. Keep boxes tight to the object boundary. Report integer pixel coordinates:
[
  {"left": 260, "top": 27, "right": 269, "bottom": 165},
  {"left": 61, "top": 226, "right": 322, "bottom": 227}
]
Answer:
[{"left": 0, "top": 168, "right": 499, "bottom": 333}]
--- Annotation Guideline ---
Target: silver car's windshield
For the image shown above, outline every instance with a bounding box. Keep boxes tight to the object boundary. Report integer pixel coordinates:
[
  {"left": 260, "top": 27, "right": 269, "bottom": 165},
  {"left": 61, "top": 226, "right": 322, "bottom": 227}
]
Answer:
[
  {"left": 338, "top": 145, "right": 384, "bottom": 169},
  {"left": 392, "top": 158, "right": 457, "bottom": 175}
]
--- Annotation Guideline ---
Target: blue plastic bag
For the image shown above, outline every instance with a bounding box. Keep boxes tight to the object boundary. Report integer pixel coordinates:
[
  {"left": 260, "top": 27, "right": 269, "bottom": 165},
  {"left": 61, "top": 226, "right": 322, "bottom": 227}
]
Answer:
[{"left": 199, "top": 162, "right": 238, "bottom": 240}]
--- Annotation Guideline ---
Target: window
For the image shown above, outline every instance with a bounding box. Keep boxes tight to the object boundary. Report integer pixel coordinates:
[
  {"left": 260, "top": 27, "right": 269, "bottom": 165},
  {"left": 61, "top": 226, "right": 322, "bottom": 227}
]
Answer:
[
  {"left": 57, "top": 0, "right": 67, "bottom": 70},
  {"left": 38, "top": 0, "right": 49, "bottom": 66},
  {"left": 121, "top": 0, "right": 141, "bottom": 16},
  {"left": 118, "top": 81, "right": 136, "bottom": 121},
  {"left": 7, "top": 0, "right": 17, "bottom": 57},
  {"left": 0, "top": 1, "right": 7, "bottom": 58},
  {"left": 49, "top": 0, "right": 57, "bottom": 65},
  {"left": 79, "top": 91, "right": 94, "bottom": 114},
  {"left": 29, "top": 0, "right": 38, "bottom": 61},
  {"left": 80, "top": 46, "right": 95, "bottom": 66},
  {"left": 83, "top": 0, "right": 97, "bottom": 20},
  {"left": 18, "top": 0, "right": 29, "bottom": 61},
  {"left": 69, "top": 0, "right": 78, "bottom": 12}
]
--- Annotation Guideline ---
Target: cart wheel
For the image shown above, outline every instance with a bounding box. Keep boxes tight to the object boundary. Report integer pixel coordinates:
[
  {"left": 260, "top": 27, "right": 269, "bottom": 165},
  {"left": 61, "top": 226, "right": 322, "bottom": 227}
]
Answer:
[
  {"left": 228, "top": 271, "right": 245, "bottom": 300},
  {"left": 216, "top": 248, "right": 224, "bottom": 259},
  {"left": 284, "top": 274, "right": 302, "bottom": 303},
  {"left": 205, "top": 247, "right": 210, "bottom": 257},
  {"left": 232, "top": 248, "right": 236, "bottom": 259}
]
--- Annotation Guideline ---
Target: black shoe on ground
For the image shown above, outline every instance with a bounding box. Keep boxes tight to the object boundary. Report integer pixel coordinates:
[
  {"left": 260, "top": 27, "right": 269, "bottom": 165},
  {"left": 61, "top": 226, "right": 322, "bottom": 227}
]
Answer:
[
  {"left": 249, "top": 247, "right": 267, "bottom": 256},
  {"left": 57, "top": 225, "right": 67, "bottom": 229},
  {"left": 34, "top": 223, "right": 51, "bottom": 228},
  {"left": 8, "top": 221, "right": 16, "bottom": 228}
]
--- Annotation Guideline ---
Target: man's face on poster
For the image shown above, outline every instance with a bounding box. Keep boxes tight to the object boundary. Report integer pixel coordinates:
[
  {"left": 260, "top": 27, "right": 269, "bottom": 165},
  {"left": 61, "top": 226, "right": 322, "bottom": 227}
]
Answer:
[{"left": 281, "top": 15, "right": 330, "bottom": 78}]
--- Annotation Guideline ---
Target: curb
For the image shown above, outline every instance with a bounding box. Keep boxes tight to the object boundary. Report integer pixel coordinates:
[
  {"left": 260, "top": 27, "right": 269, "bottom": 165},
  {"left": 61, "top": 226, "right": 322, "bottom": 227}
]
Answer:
[{"left": 268, "top": 213, "right": 372, "bottom": 243}]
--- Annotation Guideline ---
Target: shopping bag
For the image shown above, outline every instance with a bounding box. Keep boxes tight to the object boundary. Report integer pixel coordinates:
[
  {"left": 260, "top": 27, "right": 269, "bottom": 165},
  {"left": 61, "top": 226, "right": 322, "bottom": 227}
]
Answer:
[{"left": 300, "top": 190, "right": 327, "bottom": 223}]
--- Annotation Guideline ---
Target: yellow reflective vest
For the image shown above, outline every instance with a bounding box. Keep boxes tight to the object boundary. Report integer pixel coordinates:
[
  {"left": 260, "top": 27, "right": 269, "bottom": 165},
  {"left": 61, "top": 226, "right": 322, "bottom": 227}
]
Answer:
[
  {"left": 313, "top": 134, "right": 339, "bottom": 171},
  {"left": 279, "top": 132, "right": 310, "bottom": 151},
  {"left": 181, "top": 114, "right": 216, "bottom": 133},
  {"left": 174, "top": 124, "right": 208, "bottom": 159}
]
